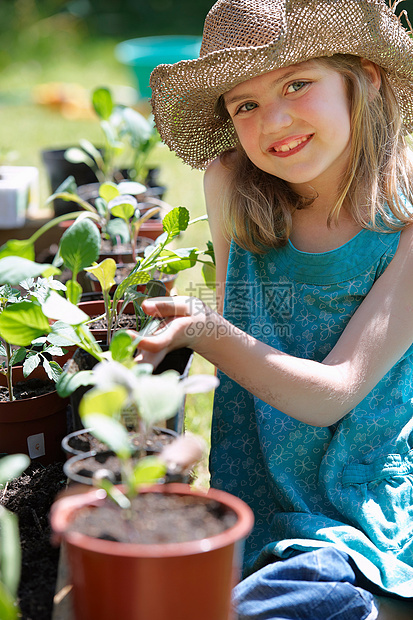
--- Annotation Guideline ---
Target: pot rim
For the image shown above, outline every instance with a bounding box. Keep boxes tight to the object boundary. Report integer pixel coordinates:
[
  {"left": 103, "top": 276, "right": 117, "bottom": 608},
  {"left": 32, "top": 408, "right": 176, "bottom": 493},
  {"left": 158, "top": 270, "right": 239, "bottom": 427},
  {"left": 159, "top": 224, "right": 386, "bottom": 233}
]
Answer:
[{"left": 51, "top": 483, "right": 254, "bottom": 558}]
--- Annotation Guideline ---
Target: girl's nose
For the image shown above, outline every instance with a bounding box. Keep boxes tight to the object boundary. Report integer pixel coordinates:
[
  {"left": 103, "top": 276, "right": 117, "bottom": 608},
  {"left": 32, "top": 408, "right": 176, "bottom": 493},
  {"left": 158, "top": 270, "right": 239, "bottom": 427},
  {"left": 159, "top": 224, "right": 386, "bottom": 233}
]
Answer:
[{"left": 261, "top": 102, "right": 293, "bottom": 133}]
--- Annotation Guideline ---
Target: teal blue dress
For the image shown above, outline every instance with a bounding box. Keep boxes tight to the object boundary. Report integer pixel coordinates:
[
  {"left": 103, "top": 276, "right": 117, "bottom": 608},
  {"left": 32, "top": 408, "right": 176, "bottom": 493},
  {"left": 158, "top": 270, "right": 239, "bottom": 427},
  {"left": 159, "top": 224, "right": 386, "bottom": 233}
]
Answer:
[{"left": 210, "top": 227, "right": 413, "bottom": 597}]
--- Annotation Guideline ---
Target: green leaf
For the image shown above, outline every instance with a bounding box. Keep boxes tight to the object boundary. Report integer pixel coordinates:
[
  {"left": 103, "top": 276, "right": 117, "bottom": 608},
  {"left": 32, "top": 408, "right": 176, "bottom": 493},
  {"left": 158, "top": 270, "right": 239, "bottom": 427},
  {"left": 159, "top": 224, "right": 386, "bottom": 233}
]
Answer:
[
  {"left": 109, "top": 196, "right": 137, "bottom": 222},
  {"left": 134, "top": 371, "right": 184, "bottom": 425},
  {"left": 79, "top": 386, "right": 128, "bottom": 420},
  {"left": 162, "top": 206, "right": 189, "bottom": 240},
  {"left": 113, "top": 270, "right": 150, "bottom": 306},
  {"left": 9, "top": 347, "right": 26, "bottom": 366},
  {"left": 157, "top": 248, "right": 198, "bottom": 274},
  {"left": 0, "top": 302, "right": 51, "bottom": 347},
  {"left": 82, "top": 413, "right": 131, "bottom": 459},
  {"left": 79, "top": 140, "right": 103, "bottom": 166},
  {"left": 106, "top": 218, "right": 130, "bottom": 244},
  {"left": 22, "top": 353, "right": 40, "bottom": 377},
  {"left": 84, "top": 259, "right": 116, "bottom": 295},
  {"left": 202, "top": 262, "right": 216, "bottom": 290},
  {"left": 117, "top": 180, "right": 146, "bottom": 196},
  {"left": 0, "top": 257, "right": 59, "bottom": 285},
  {"left": 44, "top": 344, "right": 65, "bottom": 357},
  {"left": 99, "top": 182, "right": 119, "bottom": 203},
  {"left": 56, "top": 369, "right": 95, "bottom": 398},
  {"left": 42, "top": 290, "right": 89, "bottom": 325},
  {"left": 0, "top": 454, "right": 30, "bottom": 486},
  {"left": 64, "top": 147, "right": 95, "bottom": 168},
  {"left": 59, "top": 218, "right": 101, "bottom": 275},
  {"left": 48, "top": 321, "right": 82, "bottom": 347},
  {"left": 0, "top": 580, "right": 20, "bottom": 619},
  {"left": 118, "top": 107, "right": 152, "bottom": 144},
  {"left": 109, "top": 330, "right": 137, "bottom": 364},
  {"left": 92, "top": 87, "right": 113, "bottom": 120},
  {"left": 42, "top": 359, "right": 62, "bottom": 382},
  {"left": 130, "top": 456, "right": 166, "bottom": 491},
  {"left": 65, "top": 280, "right": 83, "bottom": 306},
  {"left": 0, "top": 507, "right": 21, "bottom": 602},
  {"left": 0, "top": 238, "right": 35, "bottom": 261},
  {"left": 55, "top": 175, "right": 78, "bottom": 195}
]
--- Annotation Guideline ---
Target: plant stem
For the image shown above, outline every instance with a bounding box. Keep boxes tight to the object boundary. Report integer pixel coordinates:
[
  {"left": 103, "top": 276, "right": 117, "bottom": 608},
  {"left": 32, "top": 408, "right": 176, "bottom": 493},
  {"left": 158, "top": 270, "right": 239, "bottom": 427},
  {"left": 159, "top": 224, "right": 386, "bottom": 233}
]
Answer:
[
  {"left": 28, "top": 211, "right": 100, "bottom": 246},
  {"left": 4, "top": 342, "right": 13, "bottom": 401}
]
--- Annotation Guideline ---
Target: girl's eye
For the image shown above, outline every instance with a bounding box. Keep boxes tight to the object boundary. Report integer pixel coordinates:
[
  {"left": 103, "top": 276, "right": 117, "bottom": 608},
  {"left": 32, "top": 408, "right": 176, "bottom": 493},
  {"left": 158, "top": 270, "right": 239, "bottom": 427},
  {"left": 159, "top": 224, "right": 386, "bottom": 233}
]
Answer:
[
  {"left": 286, "top": 81, "right": 309, "bottom": 94},
  {"left": 236, "top": 101, "right": 257, "bottom": 114}
]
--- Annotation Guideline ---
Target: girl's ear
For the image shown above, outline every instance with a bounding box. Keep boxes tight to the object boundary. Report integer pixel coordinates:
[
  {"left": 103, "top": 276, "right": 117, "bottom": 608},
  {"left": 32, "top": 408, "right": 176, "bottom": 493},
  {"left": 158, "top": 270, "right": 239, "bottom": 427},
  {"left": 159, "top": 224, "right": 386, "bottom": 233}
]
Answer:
[{"left": 361, "top": 59, "right": 381, "bottom": 92}]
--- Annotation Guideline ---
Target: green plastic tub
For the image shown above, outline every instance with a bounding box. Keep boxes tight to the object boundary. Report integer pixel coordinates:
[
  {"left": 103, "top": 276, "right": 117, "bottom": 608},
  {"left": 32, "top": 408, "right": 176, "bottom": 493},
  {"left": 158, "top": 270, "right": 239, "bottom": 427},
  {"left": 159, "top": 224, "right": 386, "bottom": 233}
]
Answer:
[{"left": 115, "top": 35, "right": 202, "bottom": 99}]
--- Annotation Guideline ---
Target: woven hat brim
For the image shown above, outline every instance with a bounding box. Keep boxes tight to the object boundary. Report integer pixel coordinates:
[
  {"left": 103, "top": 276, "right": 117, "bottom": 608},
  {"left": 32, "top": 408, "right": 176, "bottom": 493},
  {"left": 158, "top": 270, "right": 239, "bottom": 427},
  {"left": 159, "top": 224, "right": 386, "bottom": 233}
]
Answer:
[{"left": 150, "top": 0, "right": 413, "bottom": 169}]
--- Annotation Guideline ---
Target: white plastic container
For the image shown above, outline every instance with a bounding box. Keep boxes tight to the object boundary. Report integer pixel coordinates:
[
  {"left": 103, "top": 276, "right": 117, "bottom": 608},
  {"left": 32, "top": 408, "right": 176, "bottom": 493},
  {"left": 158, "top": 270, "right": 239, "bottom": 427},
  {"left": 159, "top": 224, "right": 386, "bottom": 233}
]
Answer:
[{"left": 0, "top": 166, "right": 39, "bottom": 228}]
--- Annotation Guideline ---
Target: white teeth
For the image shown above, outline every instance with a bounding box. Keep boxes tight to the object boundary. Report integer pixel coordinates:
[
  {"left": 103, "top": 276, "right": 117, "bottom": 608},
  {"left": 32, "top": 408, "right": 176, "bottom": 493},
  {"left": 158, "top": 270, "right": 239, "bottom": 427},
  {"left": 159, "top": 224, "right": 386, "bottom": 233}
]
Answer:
[{"left": 275, "top": 136, "right": 308, "bottom": 152}]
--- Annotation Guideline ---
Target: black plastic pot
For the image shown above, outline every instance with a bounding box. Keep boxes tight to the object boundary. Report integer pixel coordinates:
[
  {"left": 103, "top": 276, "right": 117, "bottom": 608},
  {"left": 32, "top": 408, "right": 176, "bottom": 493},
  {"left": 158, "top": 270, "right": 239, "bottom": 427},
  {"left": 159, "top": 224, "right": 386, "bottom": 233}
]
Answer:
[
  {"left": 68, "top": 347, "right": 194, "bottom": 434},
  {"left": 41, "top": 148, "right": 99, "bottom": 216},
  {"left": 63, "top": 426, "right": 179, "bottom": 485}
]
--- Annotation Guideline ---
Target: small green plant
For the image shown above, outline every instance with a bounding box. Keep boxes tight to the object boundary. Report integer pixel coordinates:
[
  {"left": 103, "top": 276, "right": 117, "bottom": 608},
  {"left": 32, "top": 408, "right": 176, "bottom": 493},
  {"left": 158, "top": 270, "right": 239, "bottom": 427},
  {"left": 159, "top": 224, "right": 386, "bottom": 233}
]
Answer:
[
  {"left": 0, "top": 453, "right": 30, "bottom": 619},
  {"left": 46, "top": 177, "right": 162, "bottom": 253},
  {"left": 0, "top": 253, "right": 107, "bottom": 400},
  {"left": 0, "top": 262, "right": 65, "bottom": 401},
  {"left": 65, "top": 86, "right": 159, "bottom": 184},
  {"left": 80, "top": 205, "right": 215, "bottom": 345},
  {"left": 52, "top": 215, "right": 101, "bottom": 305},
  {"left": 81, "top": 408, "right": 207, "bottom": 511}
]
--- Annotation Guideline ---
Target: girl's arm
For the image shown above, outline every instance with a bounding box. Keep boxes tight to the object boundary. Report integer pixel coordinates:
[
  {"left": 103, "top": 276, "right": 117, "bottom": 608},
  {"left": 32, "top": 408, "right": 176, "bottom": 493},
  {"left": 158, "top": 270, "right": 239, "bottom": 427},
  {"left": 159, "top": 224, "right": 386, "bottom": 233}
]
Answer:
[{"left": 138, "top": 163, "right": 413, "bottom": 427}]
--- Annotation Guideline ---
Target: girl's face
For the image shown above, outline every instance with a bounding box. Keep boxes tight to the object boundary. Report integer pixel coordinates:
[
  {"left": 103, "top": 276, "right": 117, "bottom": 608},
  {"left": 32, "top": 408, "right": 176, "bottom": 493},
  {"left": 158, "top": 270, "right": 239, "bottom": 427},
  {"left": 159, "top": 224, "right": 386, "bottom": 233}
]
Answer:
[{"left": 223, "top": 60, "right": 352, "bottom": 196}]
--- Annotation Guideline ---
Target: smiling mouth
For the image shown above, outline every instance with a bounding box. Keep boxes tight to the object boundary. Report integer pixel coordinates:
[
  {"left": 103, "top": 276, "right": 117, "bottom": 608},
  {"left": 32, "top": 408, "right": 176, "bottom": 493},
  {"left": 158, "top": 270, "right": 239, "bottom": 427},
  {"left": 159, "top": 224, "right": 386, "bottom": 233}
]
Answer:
[{"left": 269, "top": 135, "right": 313, "bottom": 154}]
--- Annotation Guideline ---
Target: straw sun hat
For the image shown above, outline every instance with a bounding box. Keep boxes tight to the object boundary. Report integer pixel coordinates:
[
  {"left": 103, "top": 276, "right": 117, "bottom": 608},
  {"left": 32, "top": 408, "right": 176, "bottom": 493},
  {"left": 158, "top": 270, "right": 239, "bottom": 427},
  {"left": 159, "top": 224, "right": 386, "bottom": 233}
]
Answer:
[{"left": 150, "top": 0, "right": 413, "bottom": 169}]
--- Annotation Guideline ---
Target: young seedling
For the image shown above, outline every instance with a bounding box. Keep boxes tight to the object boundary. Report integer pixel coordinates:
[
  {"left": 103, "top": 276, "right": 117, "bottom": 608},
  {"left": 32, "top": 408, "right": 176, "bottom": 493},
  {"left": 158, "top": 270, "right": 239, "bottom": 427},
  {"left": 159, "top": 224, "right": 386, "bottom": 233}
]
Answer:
[
  {"left": 53, "top": 215, "right": 101, "bottom": 305},
  {"left": 79, "top": 412, "right": 205, "bottom": 512},
  {"left": 0, "top": 256, "right": 105, "bottom": 400},
  {"left": 65, "top": 86, "right": 159, "bottom": 184}
]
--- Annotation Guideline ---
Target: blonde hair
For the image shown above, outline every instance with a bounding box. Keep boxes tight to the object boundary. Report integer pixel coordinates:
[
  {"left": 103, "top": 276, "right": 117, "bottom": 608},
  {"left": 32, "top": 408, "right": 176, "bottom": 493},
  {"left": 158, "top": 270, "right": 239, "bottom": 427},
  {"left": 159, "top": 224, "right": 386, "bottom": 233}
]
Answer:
[{"left": 216, "top": 54, "right": 413, "bottom": 253}]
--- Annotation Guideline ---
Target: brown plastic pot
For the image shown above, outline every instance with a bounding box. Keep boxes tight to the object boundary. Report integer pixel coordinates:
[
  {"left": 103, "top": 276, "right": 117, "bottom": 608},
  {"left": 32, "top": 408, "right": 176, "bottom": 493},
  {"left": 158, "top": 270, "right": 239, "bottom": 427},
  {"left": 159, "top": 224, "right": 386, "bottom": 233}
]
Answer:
[
  {"left": 0, "top": 369, "right": 69, "bottom": 464},
  {"left": 78, "top": 299, "right": 138, "bottom": 342},
  {"left": 51, "top": 483, "right": 254, "bottom": 620}
]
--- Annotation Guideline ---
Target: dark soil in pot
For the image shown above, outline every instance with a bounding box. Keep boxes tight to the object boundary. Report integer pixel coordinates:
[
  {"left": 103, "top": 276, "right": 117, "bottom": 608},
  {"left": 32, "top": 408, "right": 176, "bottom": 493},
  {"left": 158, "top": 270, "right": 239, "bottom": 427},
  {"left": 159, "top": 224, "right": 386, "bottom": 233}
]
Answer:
[
  {"left": 0, "top": 461, "right": 67, "bottom": 620},
  {"left": 88, "top": 311, "right": 137, "bottom": 331},
  {"left": 65, "top": 426, "right": 177, "bottom": 456},
  {"left": 67, "top": 491, "right": 238, "bottom": 544},
  {"left": 0, "top": 377, "right": 56, "bottom": 402}
]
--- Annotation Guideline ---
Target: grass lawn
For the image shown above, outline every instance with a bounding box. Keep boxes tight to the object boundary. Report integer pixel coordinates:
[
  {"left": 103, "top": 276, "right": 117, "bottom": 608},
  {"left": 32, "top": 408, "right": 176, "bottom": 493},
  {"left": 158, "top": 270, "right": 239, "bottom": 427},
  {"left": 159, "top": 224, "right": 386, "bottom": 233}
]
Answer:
[{"left": 0, "top": 36, "right": 215, "bottom": 488}]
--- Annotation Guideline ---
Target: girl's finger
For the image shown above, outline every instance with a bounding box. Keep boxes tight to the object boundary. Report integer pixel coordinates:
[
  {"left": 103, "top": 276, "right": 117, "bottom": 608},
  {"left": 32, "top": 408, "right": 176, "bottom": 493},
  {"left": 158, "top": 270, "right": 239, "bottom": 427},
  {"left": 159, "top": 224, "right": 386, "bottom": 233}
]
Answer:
[{"left": 142, "top": 296, "right": 201, "bottom": 318}]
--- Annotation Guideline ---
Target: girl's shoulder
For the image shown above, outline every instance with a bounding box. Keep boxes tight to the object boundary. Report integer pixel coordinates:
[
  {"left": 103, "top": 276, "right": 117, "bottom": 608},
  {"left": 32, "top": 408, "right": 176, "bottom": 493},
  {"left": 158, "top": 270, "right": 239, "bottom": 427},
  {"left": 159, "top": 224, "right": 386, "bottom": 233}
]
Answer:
[{"left": 204, "top": 151, "right": 236, "bottom": 191}]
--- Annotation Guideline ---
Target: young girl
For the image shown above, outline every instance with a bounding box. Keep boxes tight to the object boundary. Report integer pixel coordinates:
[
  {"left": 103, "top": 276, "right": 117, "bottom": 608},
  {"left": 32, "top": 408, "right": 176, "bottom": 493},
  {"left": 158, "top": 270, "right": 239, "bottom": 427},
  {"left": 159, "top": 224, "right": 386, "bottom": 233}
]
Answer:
[{"left": 141, "top": 0, "right": 413, "bottom": 617}]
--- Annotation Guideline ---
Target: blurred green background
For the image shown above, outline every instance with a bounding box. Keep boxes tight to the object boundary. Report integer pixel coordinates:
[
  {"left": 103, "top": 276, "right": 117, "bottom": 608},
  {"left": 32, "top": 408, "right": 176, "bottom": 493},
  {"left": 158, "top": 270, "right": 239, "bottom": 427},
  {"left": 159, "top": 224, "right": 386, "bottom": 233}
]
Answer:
[{"left": 0, "top": 0, "right": 217, "bottom": 487}]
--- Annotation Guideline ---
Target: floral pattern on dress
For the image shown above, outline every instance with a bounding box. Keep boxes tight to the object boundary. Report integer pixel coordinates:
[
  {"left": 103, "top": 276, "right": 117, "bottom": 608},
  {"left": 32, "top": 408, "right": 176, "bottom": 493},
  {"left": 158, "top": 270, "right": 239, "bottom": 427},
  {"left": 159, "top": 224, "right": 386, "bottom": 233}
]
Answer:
[{"left": 210, "top": 228, "right": 413, "bottom": 596}]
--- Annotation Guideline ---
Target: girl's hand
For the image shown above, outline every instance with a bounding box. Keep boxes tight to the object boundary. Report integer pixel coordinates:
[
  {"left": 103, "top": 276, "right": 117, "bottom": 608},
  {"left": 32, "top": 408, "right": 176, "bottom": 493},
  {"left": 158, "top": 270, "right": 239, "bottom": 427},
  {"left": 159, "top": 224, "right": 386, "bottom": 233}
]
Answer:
[{"left": 135, "top": 296, "right": 213, "bottom": 367}]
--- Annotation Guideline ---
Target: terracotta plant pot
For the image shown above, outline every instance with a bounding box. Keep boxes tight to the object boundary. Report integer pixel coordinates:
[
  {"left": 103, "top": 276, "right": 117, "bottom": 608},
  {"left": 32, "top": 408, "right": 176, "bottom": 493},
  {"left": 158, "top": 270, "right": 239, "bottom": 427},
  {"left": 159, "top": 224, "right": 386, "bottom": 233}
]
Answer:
[
  {"left": 78, "top": 299, "right": 139, "bottom": 342},
  {"left": 51, "top": 483, "right": 254, "bottom": 620},
  {"left": 0, "top": 368, "right": 69, "bottom": 464}
]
